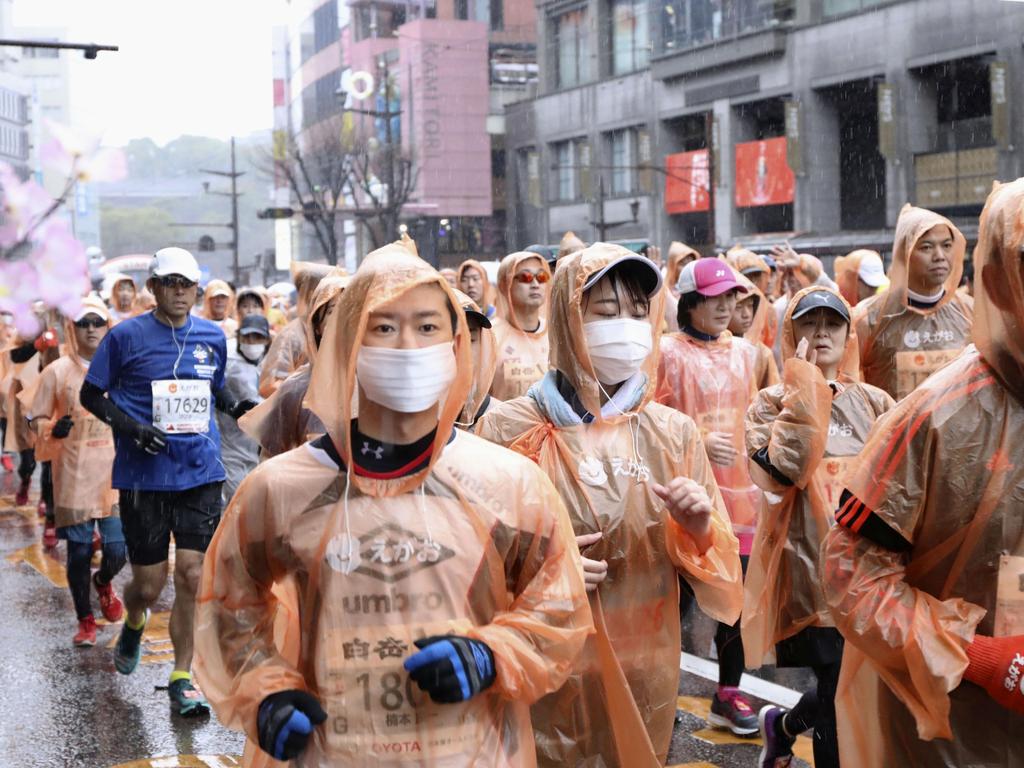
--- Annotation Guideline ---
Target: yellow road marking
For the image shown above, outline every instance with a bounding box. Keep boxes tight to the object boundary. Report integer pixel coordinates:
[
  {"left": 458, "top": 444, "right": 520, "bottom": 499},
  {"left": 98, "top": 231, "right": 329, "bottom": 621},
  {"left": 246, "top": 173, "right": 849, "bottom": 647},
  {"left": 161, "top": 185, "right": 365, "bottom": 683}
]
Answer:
[
  {"left": 109, "top": 756, "right": 242, "bottom": 768},
  {"left": 7, "top": 541, "right": 67, "bottom": 588},
  {"left": 677, "top": 695, "right": 815, "bottom": 765}
]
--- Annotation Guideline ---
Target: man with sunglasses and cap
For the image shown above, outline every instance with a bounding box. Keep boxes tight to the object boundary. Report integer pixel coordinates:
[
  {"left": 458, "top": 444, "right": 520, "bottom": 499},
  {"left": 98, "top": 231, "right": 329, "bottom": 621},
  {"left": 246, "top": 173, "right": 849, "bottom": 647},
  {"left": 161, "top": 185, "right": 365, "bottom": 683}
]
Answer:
[
  {"left": 489, "top": 252, "right": 552, "bottom": 401},
  {"left": 80, "top": 247, "right": 256, "bottom": 717}
]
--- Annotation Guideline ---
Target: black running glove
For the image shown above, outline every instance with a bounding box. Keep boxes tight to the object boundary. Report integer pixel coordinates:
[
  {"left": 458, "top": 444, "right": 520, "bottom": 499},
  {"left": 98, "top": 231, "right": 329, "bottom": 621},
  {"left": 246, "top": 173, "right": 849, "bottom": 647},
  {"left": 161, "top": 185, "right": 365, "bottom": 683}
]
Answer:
[
  {"left": 257, "top": 689, "right": 327, "bottom": 761},
  {"left": 403, "top": 635, "right": 496, "bottom": 704},
  {"left": 51, "top": 415, "right": 74, "bottom": 439}
]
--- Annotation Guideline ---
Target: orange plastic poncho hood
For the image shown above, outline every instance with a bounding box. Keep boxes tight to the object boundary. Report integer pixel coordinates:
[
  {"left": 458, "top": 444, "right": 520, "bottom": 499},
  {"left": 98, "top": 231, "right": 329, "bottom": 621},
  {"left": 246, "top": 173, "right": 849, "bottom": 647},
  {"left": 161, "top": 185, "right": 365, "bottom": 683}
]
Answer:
[
  {"left": 202, "top": 279, "right": 236, "bottom": 320},
  {"left": 557, "top": 230, "right": 586, "bottom": 259},
  {"left": 834, "top": 249, "right": 882, "bottom": 306},
  {"left": 549, "top": 243, "right": 665, "bottom": 422},
  {"left": 665, "top": 242, "right": 700, "bottom": 292},
  {"left": 453, "top": 289, "right": 497, "bottom": 425},
  {"left": 881, "top": 204, "right": 966, "bottom": 315},
  {"left": 732, "top": 268, "right": 769, "bottom": 345},
  {"left": 495, "top": 251, "right": 551, "bottom": 328},
  {"left": 302, "top": 272, "right": 350, "bottom": 363},
  {"left": 973, "top": 178, "right": 1024, "bottom": 404},
  {"left": 290, "top": 260, "right": 335, "bottom": 317},
  {"left": 780, "top": 285, "right": 860, "bottom": 381},
  {"left": 457, "top": 258, "right": 495, "bottom": 312},
  {"left": 306, "top": 242, "right": 472, "bottom": 497}
]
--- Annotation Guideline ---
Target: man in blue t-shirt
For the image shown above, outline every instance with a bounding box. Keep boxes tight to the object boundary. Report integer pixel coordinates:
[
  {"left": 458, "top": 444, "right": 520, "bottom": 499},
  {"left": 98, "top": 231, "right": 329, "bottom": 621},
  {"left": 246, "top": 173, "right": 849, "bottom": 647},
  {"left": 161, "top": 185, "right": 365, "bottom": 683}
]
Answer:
[{"left": 81, "top": 247, "right": 255, "bottom": 716}]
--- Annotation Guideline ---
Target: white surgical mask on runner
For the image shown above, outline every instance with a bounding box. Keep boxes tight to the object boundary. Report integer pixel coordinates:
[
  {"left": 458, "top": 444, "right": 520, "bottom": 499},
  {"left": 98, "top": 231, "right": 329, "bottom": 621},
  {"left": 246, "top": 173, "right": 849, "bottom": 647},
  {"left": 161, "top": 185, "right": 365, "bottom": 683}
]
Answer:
[
  {"left": 356, "top": 342, "right": 457, "bottom": 413},
  {"left": 239, "top": 343, "right": 267, "bottom": 362},
  {"left": 583, "top": 318, "right": 653, "bottom": 386}
]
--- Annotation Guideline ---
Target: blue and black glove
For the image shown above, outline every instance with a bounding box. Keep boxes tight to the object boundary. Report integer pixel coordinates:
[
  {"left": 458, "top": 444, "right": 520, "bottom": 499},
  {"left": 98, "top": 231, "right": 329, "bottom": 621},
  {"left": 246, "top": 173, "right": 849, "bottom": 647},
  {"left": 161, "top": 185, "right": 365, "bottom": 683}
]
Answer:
[
  {"left": 403, "top": 635, "right": 496, "bottom": 704},
  {"left": 51, "top": 416, "right": 74, "bottom": 439},
  {"left": 257, "top": 689, "right": 327, "bottom": 761}
]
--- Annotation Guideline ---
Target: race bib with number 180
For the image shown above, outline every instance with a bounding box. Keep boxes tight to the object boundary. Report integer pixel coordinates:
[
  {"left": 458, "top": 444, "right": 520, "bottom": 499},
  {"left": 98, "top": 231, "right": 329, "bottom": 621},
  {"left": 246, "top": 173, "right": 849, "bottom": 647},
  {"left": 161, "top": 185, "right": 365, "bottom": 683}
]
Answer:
[{"left": 151, "top": 379, "right": 211, "bottom": 434}]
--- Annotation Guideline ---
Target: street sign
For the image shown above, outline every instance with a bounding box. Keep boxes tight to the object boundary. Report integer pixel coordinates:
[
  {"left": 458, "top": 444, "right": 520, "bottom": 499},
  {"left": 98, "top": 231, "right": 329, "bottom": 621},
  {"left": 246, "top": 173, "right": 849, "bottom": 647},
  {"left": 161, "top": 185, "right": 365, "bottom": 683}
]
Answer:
[{"left": 257, "top": 207, "right": 296, "bottom": 220}]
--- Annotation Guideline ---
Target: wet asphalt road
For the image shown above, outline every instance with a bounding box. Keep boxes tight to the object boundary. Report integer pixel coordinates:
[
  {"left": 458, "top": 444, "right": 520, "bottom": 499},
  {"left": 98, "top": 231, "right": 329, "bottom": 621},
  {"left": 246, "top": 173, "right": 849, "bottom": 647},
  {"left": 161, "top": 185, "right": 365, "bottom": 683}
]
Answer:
[{"left": 0, "top": 468, "right": 812, "bottom": 768}]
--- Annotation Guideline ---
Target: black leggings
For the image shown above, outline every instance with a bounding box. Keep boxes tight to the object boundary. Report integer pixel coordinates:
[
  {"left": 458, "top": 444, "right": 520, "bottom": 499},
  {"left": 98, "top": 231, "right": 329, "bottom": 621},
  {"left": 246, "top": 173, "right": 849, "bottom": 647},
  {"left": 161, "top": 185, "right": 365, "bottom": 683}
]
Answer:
[
  {"left": 40, "top": 462, "right": 53, "bottom": 524},
  {"left": 17, "top": 449, "right": 35, "bottom": 482},
  {"left": 783, "top": 661, "right": 841, "bottom": 768},
  {"left": 715, "top": 554, "right": 749, "bottom": 687},
  {"left": 67, "top": 539, "right": 127, "bottom": 621}
]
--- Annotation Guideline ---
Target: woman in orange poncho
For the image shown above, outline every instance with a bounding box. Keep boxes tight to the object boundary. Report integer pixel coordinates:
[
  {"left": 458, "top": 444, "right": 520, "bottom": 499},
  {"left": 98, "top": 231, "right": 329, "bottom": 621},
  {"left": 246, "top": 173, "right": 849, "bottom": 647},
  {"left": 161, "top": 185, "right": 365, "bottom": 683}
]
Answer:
[
  {"left": 742, "top": 286, "right": 894, "bottom": 767},
  {"left": 477, "top": 243, "right": 741, "bottom": 766},
  {"left": 457, "top": 259, "right": 497, "bottom": 320},
  {"left": 195, "top": 241, "right": 592, "bottom": 767},
  {"left": 452, "top": 290, "right": 499, "bottom": 429},
  {"left": 662, "top": 241, "right": 699, "bottom": 333},
  {"left": 821, "top": 179, "right": 1024, "bottom": 766},
  {"left": 201, "top": 279, "right": 239, "bottom": 338},
  {"left": 727, "top": 268, "right": 779, "bottom": 390}
]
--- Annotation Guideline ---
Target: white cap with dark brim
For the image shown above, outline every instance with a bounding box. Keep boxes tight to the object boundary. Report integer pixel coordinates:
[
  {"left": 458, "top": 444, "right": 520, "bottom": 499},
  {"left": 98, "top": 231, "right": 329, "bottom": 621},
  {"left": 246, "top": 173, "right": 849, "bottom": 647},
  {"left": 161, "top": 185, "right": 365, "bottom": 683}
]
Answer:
[{"left": 582, "top": 254, "right": 663, "bottom": 297}]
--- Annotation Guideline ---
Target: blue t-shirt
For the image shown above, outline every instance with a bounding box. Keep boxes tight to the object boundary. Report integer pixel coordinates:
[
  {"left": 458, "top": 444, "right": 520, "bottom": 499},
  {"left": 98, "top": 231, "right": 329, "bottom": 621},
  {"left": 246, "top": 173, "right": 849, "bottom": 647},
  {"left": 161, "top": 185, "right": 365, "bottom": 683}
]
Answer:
[{"left": 86, "top": 312, "right": 228, "bottom": 492}]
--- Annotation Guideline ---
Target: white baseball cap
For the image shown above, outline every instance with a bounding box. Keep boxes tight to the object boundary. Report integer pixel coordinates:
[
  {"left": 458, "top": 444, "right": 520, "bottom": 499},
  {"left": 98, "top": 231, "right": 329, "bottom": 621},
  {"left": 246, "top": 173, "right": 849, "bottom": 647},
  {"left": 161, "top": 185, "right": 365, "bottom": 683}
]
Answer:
[
  {"left": 151, "top": 247, "right": 201, "bottom": 283},
  {"left": 857, "top": 251, "right": 888, "bottom": 288}
]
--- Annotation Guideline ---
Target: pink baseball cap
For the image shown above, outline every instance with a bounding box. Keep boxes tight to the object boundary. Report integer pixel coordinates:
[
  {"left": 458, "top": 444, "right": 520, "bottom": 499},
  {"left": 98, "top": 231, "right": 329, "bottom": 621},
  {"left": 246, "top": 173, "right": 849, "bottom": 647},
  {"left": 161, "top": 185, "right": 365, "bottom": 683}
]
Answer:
[{"left": 676, "top": 259, "right": 749, "bottom": 297}]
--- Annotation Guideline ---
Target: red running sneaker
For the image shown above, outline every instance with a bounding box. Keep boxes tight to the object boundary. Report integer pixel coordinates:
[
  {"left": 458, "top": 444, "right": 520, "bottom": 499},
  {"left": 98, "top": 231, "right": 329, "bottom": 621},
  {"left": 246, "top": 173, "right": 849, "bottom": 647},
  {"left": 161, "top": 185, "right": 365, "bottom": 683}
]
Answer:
[
  {"left": 73, "top": 615, "right": 97, "bottom": 647},
  {"left": 1, "top": 455, "right": 12, "bottom": 472},
  {"left": 37, "top": 500, "right": 46, "bottom": 518},
  {"left": 42, "top": 524, "right": 58, "bottom": 548},
  {"left": 94, "top": 575, "right": 124, "bottom": 623}
]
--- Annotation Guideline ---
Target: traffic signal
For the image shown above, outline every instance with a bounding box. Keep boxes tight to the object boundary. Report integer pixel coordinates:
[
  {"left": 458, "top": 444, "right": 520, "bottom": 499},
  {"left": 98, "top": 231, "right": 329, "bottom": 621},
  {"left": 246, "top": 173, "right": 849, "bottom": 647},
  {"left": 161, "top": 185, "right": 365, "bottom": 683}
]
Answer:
[{"left": 257, "top": 207, "right": 296, "bottom": 220}]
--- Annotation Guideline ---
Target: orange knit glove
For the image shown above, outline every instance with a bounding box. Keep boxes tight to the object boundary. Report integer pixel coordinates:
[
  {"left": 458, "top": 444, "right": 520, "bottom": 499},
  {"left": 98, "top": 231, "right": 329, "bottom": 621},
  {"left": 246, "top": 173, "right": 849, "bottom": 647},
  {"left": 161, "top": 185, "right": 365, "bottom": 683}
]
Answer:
[{"left": 964, "top": 634, "right": 1024, "bottom": 715}]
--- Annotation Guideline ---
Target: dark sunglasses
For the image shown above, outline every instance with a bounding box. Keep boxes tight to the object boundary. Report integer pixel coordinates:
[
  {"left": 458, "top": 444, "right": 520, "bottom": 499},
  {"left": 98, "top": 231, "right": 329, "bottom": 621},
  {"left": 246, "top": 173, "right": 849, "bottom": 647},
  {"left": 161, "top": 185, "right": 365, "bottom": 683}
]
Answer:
[
  {"left": 74, "top": 316, "right": 106, "bottom": 329},
  {"left": 157, "top": 275, "right": 197, "bottom": 290},
  {"left": 513, "top": 270, "right": 550, "bottom": 285}
]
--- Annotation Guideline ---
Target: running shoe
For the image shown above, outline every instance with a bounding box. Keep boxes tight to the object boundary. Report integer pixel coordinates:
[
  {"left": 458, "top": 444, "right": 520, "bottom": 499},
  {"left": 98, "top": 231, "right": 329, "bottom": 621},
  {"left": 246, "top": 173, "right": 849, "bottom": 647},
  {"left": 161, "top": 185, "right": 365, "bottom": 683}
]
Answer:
[
  {"left": 758, "top": 705, "right": 795, "bottom": 767},
  {"left": 37, "top": 500, "right": 46, "bottom": 518},
  {"left": 168, "top": 678, "right": 211, "bottom": 717},
  {"left": 1, "top": 454, "right": 12, "bottom": 472},
  {"left": 14, "top": 479, "right": 29, "bottom": 507},
  {"left": 113, "top": 609, "right": 148, "bottom": 675},
  {"left": 73, "top": 615, "right": 97, "bottom": 647},
  {"left": 709, "top": 686, "right": 760, "bottom": 736},
  {"left": 94, "top": 574, "right": 124, "bottom": 623},
  {"left": 42, "top": 523, "right": 57, "bottom": 549}
]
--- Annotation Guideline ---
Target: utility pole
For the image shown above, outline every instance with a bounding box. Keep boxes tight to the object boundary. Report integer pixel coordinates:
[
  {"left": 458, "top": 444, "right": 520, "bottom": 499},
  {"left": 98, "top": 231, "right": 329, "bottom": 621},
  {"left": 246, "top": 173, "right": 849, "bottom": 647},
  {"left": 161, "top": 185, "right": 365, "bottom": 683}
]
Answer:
[
  {"left": 591, "top": 174, "right": 640, "bottom": 242},
  {"left": 199, "top": 137, "right": 244, "bottom": 283}
]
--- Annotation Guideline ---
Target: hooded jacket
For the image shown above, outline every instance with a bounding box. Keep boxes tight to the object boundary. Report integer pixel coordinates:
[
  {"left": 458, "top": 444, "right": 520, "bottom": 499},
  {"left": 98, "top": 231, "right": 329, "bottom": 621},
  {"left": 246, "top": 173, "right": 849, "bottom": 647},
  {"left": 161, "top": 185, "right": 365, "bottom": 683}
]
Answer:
[
  {"left": 855, "top": 204, "right": 973, "bottom": 400},
  {"left": 476, "top": 243, "right": 741, "bottom": 767},
  {"left": 25, "top": 296, "right": 118, "bottom": 528},
  {"left": 834, "top": 249, "right": 883, "bottom": 307},
  {"left": 452, "top": 289, "right": 499, "bottom": 429},
  {"left": 195, "top": 243, "right": 592, "bottom": 767},
  {"left": 108, "top": 274, "right": 137, "bottom": 324},
  {"left": 741, "top": 287, "right": 893, "bottom": 666},
  {"left": 489, "top": 252, "right": 551, "bottom": 402},
  {"left": 822, "top": 179, "right": 1024, "bottom": 766},
  {"left": 732, "top": 269, "right": 780, "bottom": 390},
  {"left": 456, "top": 260, "right": 496, "bottom": 319}
]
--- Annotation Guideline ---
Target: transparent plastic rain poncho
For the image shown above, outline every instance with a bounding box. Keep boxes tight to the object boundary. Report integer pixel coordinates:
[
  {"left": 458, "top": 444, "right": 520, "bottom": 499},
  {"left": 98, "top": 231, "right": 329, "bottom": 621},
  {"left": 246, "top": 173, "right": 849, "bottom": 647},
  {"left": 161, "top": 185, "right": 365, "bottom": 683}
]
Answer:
[
  {"left": 854, "top": 204, "right": 973, "bottom": 400},
  {"left": 822, "top": 179, "right": 1024, "bottom": 765},
  {"left": 476, "top": 243, "right": 742, "bottom": 767},
  {"left": 195, "top": 243, "right": 593, "bottom": 767},
  {"left": 741, "top": 286, "right": 893, "bottom": 666}
]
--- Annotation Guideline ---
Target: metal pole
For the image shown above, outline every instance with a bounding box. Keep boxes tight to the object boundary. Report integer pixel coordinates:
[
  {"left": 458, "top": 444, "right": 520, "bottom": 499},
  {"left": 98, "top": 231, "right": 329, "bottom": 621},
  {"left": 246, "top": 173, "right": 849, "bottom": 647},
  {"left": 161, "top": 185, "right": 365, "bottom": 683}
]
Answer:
[
  {"left": 596, "top": 174, "right": 607, "bottom": 242},
  {"left": 230, "top": 137, "right": 240, "bottom": 284}
]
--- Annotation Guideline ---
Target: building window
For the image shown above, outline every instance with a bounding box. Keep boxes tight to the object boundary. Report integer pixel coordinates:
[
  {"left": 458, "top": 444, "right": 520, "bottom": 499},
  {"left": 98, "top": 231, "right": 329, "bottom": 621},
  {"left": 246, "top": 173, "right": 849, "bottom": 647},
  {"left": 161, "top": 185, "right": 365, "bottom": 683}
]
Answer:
[
  {"left": 658, "top": 0, "right": 794, "bottom": 54},
  {"left": 824, "top": 0, "right": 889, "bottom": 17},
  {"left": 608, "top": 128, "right": 638, "bottom": 194},
  {"left": 553, "top": 7, "right": 588, "bottom": 89},
  {"left": 313, "top": 2, "right": 339, "bottom": 54},
  {"left": 610, "top": 0, "right": 648, "bottom": 75},
  {"left": 554, "top": 141, "right": 576, "bottom": 201}
]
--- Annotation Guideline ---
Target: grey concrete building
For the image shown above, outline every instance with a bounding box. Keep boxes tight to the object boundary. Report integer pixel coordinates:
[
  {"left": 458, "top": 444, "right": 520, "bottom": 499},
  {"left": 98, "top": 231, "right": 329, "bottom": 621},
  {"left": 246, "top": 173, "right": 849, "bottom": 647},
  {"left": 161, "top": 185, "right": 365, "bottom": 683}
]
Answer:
[{"left": 506, "top": 0, "right": 1024, "bottom": 256}]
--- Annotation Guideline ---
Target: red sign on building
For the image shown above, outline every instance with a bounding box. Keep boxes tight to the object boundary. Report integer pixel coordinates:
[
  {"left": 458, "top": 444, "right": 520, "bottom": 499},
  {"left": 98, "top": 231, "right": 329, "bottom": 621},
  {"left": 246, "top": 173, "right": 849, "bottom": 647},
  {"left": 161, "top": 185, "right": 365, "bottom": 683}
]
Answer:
[
  {"left": 734, "top": 138, "right": 795, "bottom": 208},
  {"left": 665, "top": 150, "right": 710, "bottom": 214}
]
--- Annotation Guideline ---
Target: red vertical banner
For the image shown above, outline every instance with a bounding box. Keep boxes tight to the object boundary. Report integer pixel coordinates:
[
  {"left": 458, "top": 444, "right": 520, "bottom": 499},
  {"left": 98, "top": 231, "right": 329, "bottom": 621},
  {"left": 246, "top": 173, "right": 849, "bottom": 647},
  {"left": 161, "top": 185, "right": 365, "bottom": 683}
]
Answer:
[
  {"left": 665, "top": 150, "right": 710, "bottom": 214},
  {"left": 734, "top": 137, "right": 795, "bottom": 207}
]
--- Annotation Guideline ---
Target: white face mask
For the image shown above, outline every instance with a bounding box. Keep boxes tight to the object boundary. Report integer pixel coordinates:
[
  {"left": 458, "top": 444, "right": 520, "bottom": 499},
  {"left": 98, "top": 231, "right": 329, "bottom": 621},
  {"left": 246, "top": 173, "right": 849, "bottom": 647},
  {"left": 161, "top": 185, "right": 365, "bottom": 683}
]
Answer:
[
  {"left": 356, "top": 342, "right": 457, "bottom": 413},
  {"left": 583, "top": 318, "right": 653, "bottom": 386},
  {"left": 239, "top": 342, "right": 267, "bottom": 361}
]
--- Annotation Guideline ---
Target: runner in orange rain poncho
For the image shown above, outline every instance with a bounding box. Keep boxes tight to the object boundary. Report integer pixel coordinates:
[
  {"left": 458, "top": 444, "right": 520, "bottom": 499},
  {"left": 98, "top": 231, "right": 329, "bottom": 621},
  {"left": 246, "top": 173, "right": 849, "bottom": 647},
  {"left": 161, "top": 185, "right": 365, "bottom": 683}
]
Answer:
[
  {"left": 820, "top": 179, "right": 1024, "bottom": 766},
  {"left": 655, "top": 258, "right": 770, "bottom": 735},
  {"left": 728, "top": 248, "right": 778, "bottom": 350},
  {"left": 662, "top": 241, "right": 699, "bottom": 333},
  {"left": 833, "top": 248, "right": 889, "bottom": 307},
  {"left": 235, "top": 286, "right": 270, "bottom": 323},
  {"left": 457, "top": 259, "right": 497, "bottom": 320},
  {"left": 25, "top": 296, "right": 128, "bottom": 647},
  {"left": 259, "top": 261, "right": 335, "bottom": 397},
  {"left": 476, "top": 244, "right": 742, "bottom": 767},
  {"left": 855, "top": 203, "right": 973, "bottom": 401},
  {"left": 452, "top": 290, "right": 499, "bottom": 429},
  {"left": 201, "top": 279, "right": 239, "bottom": 339},
  {"left": 107, "top": 274, "right": 138, "bottom": 324},
  {"left": 727, "top": 268, "right": 779, "bottom": 389},
  {"left": 239, "top": 273, "right": 349, "bottom": 458},
  {"left": 195, "top": 242, "right": 592, "bottom": 767},
  {"left": 741, "top": 286, "right": 894, "bottom": 767},
  {"left": 489, "top": 252, "right": 551, "bottom": 401}
]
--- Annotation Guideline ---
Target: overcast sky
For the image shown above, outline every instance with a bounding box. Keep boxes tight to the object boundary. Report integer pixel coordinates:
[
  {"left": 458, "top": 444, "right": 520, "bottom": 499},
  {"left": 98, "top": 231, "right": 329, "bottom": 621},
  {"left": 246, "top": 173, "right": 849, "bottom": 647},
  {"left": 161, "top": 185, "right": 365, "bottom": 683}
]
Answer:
[{"left": 14, "top": 0, "right": 280, "bottom": 146}]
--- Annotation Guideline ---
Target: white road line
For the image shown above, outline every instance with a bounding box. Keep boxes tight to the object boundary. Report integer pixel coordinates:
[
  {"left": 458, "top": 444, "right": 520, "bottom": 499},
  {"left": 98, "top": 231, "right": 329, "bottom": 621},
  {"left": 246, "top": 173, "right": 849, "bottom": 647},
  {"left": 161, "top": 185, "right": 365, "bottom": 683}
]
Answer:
[{"left": 680, "top": 652, "right": 802, "bottom": 709}]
